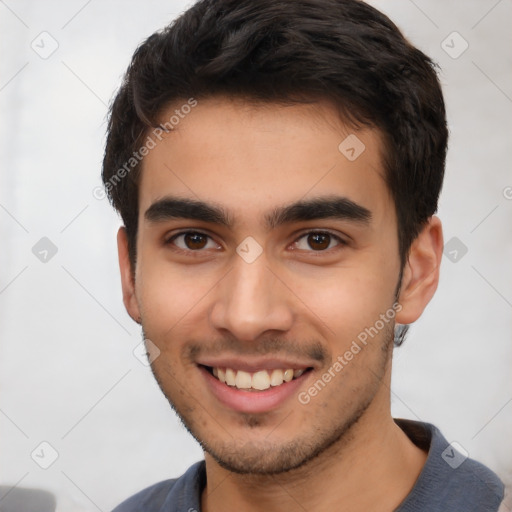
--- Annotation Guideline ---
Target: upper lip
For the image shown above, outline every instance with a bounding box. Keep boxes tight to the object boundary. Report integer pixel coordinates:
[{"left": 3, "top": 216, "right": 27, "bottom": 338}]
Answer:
[{"left": 197, "top": 357, "right": 315, "bottom": 373}]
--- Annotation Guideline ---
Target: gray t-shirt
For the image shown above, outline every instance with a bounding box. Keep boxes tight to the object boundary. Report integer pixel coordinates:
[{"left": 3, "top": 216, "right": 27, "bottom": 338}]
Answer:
[{"left": 112, "top": 419, "right": 504, "bottom": 511}]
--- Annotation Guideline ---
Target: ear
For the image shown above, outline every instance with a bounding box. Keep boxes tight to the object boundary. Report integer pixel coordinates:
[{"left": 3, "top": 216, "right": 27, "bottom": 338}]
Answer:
[
  {"left": 395, "top": 216, "right": 443, "bottom": 324},
  {"left": 117, "top": 227, "right": 141, "bottom": 324}
]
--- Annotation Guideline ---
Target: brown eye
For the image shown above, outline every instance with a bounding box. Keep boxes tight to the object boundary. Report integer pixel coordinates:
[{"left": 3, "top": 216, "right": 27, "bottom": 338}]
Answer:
[
  {"left": 168, "top": 231, "right": 218, "bottom": 252},
  {"left": 183, "top": 232, "right": 207, "bottom": 250},
  {"left": 307, "top": 232, "right": 331, "bottom": 250},
  {"left": 294, "top": 231, "right": 345, "bottom": 252}
]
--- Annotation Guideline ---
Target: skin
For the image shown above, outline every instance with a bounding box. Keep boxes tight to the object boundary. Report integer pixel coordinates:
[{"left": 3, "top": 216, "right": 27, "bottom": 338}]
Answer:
[{"left": 117, "top": 97, "right": 443, "bottom": 511}]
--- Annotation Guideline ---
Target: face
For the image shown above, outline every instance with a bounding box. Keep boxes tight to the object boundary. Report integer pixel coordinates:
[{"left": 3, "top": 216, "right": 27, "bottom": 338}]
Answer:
[{"left": 123, "top": 97, "right": 405, "bottom": 475}]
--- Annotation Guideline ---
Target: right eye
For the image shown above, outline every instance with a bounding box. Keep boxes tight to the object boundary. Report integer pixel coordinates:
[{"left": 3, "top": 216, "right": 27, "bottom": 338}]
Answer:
[{"left": 165, "top": 231, "right": 221, "bottom": 254}]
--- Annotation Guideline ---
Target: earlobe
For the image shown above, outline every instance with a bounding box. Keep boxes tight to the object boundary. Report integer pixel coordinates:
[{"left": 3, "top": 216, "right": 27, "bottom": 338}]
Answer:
[
  {"left": 117, "top": 227, "right": 141, "bottom": 324},
  {"left": 395, "top": 216, "right": 443, "bottom": 325}
]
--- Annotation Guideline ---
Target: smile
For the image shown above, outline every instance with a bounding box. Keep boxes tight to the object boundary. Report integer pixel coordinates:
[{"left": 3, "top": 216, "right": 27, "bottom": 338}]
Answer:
[
  {"left": 198, "top": 358, "right": 315, "bottom": 412},
  {"left": 206, "top": 366, "right": 309, "bottom": 391}
]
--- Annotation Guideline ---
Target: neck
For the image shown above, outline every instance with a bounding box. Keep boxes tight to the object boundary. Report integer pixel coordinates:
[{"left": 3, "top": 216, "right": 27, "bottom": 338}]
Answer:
[{"left": 201, "top": 384, "right": 427, "bottom": 512}]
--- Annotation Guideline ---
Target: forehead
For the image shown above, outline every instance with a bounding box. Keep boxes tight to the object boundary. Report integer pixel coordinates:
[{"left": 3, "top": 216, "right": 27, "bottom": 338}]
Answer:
[{"left": 138, "top": 97, "right": 393, "bottom": 228}]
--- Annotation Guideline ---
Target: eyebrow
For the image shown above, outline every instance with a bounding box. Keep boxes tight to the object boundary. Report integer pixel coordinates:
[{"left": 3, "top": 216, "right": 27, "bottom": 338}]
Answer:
[{"left": 144, "top": 195, "right": 372, "bottom": 230}]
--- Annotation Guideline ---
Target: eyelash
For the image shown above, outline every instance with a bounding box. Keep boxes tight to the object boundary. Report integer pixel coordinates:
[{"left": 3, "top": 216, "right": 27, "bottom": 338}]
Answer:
[{"left": 164, "top": 230, "right": 347, "bottom": 257}]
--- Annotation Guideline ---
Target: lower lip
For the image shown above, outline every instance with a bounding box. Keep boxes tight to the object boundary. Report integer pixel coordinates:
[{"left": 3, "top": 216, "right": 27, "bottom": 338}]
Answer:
[{"left": 200, "top": 366, "right": 311, "bottom": 414}]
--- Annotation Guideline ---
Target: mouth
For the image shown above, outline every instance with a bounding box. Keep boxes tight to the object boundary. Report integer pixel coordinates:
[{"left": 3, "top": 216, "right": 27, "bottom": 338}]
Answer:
[
  {"left": 201, "top": 365, "right": 313, "bottom": 391},
  {"left": 197, "top": 357, "right": 316, "bottom": 413}
]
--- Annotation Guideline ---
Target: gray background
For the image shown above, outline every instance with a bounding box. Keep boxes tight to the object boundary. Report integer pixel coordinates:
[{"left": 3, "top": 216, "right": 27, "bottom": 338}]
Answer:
[{"left": 1, "top": 1, "right": 511, "bottom": 510}]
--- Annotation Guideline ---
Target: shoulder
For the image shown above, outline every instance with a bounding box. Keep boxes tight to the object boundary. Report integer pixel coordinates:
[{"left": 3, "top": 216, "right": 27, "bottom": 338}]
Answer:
[
  {"left": 395, "top": 419, "right": 505, "bottom": 512},
  {"left": 440, "top": 454, "right": 505, "bottom": 509},
  {"left": 111, "top": 479, "right": 178, "bottom": 512},
  {"left": 111, "top": 460, "right": 205, "bottom": 512}
]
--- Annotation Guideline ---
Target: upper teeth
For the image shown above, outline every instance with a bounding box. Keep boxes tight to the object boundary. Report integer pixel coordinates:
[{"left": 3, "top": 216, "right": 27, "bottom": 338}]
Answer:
[{"left": 212, "top": 367, "right": 305, "bottom": 390}]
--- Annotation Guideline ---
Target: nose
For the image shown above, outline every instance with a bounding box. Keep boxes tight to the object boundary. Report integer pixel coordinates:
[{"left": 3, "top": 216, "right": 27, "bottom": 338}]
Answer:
[{"left": 210, "top": 252, "right": 294, "bottom": 342}]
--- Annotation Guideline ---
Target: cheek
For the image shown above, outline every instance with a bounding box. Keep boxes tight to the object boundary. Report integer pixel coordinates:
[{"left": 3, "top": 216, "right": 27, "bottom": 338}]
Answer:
[
  {"left": 136, "top": 255, "right": 218, "bottom": 337},
  {"left": 290, "top": 256, "right": 398, "bottom": 347}
]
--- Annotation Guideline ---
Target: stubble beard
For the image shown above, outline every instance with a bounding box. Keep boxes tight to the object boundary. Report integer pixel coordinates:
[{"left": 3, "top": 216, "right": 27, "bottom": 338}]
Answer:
[{"left": 145, "top": 321, "right": 394, "bottom": 476}]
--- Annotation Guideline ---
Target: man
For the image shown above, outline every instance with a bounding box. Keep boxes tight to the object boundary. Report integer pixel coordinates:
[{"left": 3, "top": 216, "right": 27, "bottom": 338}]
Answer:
[{"left": 102, "top": 0, "right": 505, "bottom": 510}]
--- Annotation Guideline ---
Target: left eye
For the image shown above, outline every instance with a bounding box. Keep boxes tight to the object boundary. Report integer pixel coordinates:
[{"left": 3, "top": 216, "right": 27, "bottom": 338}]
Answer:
[{"left": 293, "top": 231, "right": 344, "bottom": 252}]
